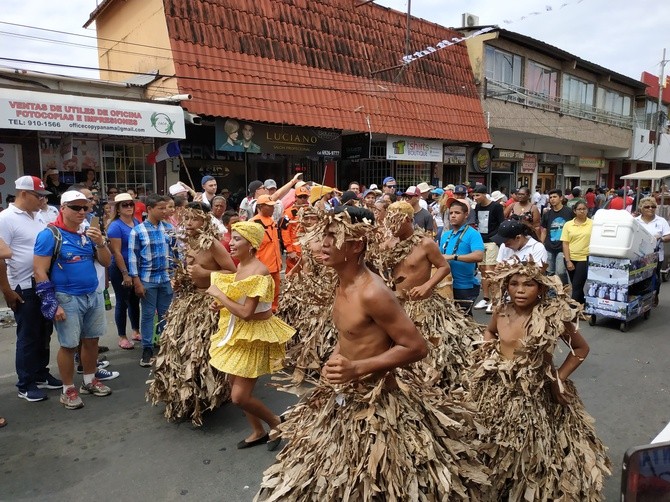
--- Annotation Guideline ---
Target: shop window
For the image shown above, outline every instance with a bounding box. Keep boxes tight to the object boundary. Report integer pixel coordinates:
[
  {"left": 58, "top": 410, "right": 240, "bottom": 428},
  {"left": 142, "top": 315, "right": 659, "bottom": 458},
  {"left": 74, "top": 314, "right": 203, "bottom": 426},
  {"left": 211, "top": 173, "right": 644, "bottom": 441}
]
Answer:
[
  {"left": 101, "top": 142, "right": 154, "bottom": 193},
  {"left": 395, "top": 162, "right": 431, "bottom": 191},
  {"left": 359, "top": 142, "right": 390, "bottom": 189}
]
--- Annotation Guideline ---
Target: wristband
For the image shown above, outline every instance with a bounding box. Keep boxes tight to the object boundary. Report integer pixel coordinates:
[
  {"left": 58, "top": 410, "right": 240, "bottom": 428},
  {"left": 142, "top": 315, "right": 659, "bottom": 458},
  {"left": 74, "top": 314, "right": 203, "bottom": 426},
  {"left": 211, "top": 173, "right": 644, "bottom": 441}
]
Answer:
[
  {"left": 453, "top": 255, "right": 459, "bottom": 261},
  {"left": 35, "top": 280, "right": 59, "bottom": 320}
]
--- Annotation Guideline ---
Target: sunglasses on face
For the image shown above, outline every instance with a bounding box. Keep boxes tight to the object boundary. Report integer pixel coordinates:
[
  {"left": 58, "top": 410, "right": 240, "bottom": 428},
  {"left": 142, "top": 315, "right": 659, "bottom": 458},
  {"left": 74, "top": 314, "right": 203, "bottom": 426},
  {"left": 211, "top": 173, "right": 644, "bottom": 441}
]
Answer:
[
  {"left": 27, "top": 191, "right": 47, "bottom": 200},
  {"left": 67, "top": 205, "right": 89, "bottom": 212},
  {"left": 120, "top": 202, "right": 135, "bottom": 208},
  {"left": 642, "top": 205, "right": 657, "bottom": 209}
]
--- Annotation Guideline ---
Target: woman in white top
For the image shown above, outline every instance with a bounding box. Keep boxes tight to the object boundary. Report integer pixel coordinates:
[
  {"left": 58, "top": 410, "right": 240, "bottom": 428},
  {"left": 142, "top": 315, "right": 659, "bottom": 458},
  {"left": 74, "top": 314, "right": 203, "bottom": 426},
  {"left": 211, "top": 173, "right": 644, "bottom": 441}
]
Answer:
[{"left": 635, "top": 196, "right": 670, "bottom": 306}]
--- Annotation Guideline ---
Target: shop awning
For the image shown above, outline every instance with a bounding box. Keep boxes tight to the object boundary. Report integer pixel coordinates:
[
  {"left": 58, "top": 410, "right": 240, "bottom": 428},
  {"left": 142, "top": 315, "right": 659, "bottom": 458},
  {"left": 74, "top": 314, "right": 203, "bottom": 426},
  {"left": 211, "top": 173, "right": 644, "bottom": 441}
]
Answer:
[{"left": 621, "top": 170, "right": 670, "bottom": 181}]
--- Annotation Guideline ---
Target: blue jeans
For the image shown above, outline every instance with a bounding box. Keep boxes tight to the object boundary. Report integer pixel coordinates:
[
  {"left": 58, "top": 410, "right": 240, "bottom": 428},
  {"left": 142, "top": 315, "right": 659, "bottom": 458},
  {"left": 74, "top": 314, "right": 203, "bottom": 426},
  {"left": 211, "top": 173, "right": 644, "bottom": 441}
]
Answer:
[
  {"left": 453, "top": 285, "right": 480, "bottom": 317},
  {"left": 13, "top": 286, "right": 53, "bottom": 391},
  {"left": 139, "top": 281, "right": 173, "bottom": 349},
  {"left": 546, "top": 250, "right": 568, "bottom": 285},
  {"left": 109, "top": 264, "right": 140, "bottom": 338}
]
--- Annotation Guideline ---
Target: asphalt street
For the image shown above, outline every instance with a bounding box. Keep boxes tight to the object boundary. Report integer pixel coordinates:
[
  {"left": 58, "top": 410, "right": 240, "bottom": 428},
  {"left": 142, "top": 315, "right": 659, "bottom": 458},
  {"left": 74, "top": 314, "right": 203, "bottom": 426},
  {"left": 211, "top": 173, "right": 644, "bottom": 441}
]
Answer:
[{"left": 1, "top": 288, "right": 669, "bottom": 501}]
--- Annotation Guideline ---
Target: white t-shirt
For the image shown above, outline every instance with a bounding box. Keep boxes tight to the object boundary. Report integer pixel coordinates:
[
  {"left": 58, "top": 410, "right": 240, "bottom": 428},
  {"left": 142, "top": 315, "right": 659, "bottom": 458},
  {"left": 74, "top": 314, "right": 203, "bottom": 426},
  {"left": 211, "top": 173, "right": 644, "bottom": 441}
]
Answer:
[
  {"left": 496, "top": 236, "right": 548, "bottom": 265},
  {"left": 39, "top": 205, "right": 59, "bottom": 224},
  {"left": 419, "top": 198, "right": 428, "bottom": 210},
  {"left": 636, "top": 214, "right": 670, "bottom": 261},
  {"left": 0, "top": 204, "right": 47, "bottom": 290}
]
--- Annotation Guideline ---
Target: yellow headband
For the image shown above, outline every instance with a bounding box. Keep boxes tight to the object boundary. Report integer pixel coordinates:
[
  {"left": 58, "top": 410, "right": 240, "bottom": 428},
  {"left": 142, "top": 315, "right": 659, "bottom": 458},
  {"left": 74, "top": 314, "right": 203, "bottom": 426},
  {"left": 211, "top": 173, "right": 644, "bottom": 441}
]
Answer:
[{"left": 232, "top": 221, "right": 264, "bottom": 249}]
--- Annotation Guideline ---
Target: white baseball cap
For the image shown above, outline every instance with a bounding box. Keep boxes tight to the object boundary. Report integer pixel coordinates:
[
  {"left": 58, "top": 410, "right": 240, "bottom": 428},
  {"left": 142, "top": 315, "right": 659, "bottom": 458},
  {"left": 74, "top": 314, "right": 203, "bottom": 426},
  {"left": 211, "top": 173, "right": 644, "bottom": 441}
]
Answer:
[
  {"left": 264, "top": 179, "right": 277, "bottom": 189},
  {"left": 61, "top": 191, "right": 88, "bottom": 205},
  {"left": 15, "top": 175, "right": 51, "bottom": 195},
  {"left": 169, "top": 183, "right": 189, "bottom": 196}
]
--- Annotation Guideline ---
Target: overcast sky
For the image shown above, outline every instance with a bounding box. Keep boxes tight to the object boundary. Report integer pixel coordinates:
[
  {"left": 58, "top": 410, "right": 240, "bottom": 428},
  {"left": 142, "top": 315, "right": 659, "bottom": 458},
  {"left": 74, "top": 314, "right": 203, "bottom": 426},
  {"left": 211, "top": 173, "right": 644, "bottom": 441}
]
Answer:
[{"left": 1, "top": 0, "right": 668, "bottom": 82}]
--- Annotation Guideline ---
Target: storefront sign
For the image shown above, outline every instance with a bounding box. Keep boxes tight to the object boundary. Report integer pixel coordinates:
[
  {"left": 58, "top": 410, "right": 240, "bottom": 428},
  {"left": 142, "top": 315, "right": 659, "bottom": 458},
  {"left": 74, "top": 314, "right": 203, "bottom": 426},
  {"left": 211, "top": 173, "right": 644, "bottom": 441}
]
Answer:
[
  {"left": 341, "top": 133, "right": 370, "bottom": 160},
  {"left": 495, "top": 149, "right": 526, "bottom": 160},
  {"left": 0, "top": 88, "right": 185, "bottom": 139},
  {"left": 215, "top": 119, "right": 341, "bottom": 157},
  {"left": 578, "top": 156, "right": 606, "bottom": 168},
  {"left": 540, "top": 153, "right": 564, "bottom": 163},
  {"left": 472, "top": 148, "right": 492, "bottom": 172},
  {"left": 443, "top": 146, "right": 467, "bottom": 164},
  {"left": 386, "top": 136, "right": 443, "bottom": 162},
  {"left": 521, "top": 154, "right": 538, "bottom": 174}
]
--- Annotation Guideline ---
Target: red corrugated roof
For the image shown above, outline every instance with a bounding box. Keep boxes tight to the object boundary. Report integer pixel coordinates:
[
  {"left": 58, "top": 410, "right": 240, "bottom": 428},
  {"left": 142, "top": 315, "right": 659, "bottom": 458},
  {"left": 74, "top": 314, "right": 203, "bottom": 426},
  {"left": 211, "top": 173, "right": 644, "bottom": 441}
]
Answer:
[{"left": 164, "top": 0, "right": 489, "bottom": 142}]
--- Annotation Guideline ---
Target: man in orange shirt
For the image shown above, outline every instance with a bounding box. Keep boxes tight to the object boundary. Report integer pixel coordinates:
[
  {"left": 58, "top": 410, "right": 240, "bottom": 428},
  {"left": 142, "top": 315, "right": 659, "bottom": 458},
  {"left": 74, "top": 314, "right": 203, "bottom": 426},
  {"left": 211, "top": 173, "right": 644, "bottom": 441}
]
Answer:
[
  {"left": 280, "top": 186, "right": 310, "bottom": 273},
  {"left": 251, "top": 194, "right": 282, "bottom": 311}
]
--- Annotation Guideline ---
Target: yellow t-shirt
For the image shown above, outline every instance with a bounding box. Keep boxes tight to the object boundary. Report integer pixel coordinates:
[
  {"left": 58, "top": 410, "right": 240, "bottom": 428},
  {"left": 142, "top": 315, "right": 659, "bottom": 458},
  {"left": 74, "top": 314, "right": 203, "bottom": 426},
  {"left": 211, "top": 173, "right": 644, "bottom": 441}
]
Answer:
[{"left": 560, "top": 218, "right": 592, "bottom": 261}]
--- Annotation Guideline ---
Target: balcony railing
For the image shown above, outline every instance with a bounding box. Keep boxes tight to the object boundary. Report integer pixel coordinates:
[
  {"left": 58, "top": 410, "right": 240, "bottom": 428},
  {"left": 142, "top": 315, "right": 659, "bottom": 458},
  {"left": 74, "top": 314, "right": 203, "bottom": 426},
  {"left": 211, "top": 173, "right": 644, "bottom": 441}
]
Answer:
[{"left": 484, "top": 78, "right": 633, "bottom": 129}]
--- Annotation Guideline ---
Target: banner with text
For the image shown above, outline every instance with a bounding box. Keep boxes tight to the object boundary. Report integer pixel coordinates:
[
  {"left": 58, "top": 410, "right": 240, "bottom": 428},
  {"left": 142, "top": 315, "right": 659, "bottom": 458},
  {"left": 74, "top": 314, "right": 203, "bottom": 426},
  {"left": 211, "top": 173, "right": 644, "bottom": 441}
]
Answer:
[
  {"left": 215, "top": 119, "right": 341, "bottom": 157},
  {"left": 0, "top": 88, "right": 186, "bottom": 139},
  {"left": 386, "top": 136, "right": 443, "bottom": 162}
]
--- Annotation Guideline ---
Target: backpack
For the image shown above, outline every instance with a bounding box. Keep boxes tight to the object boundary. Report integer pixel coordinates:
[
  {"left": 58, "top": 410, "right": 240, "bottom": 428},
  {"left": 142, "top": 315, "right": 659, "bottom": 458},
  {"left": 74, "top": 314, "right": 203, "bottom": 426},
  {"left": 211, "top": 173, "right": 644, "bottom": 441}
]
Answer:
[{"left": 45, "top": 224, "right": 62, "bottom": 274}]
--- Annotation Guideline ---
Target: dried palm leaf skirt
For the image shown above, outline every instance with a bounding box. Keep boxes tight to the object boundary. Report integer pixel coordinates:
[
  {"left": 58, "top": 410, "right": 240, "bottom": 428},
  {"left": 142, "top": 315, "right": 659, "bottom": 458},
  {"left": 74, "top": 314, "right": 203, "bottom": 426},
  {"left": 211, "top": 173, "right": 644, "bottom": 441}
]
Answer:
[
  {"left": 256, "top": 374, "right": 490, "bottom": 501},
  {"left": 402, "top": 293, "right": 483, "bottom": 389},
  {"left": 468, "top": 330, "right": 611, "bottom": 500},
  {"left": 146, "top": 289, "right": 230, "bottom": 427}
]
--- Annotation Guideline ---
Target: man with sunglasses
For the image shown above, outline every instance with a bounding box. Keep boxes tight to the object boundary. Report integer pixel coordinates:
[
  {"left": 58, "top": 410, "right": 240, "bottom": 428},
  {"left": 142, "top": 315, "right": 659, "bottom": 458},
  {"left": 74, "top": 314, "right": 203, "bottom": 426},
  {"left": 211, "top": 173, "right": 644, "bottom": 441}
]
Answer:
[
  {"left": 382, "top": 176, "right": 397, "bottom": 195},
  {"left": 0, "top": 176, "right": 62, "bottom": 403},
  {"left": 34, "top": 191, "right": 113, "bottom": 409}
]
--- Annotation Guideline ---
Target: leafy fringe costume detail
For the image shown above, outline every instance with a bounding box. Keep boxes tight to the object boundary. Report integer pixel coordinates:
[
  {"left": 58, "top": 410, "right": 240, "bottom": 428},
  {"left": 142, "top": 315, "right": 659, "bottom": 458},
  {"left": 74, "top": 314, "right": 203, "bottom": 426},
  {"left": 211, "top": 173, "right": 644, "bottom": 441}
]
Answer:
[
  {"left": 467, "top": 262, "right": 611, "bottom": 501},
  {"left": 279, "top": 209, "right": 339, "bottom": 382},
  {"left": 367, "top": 224, "right": 483, "bottom": 388},
  {"left": 256, "top": 374, "right": 490, "bottom": 501},
  {"left": 146, "top": 207, "right": 230, "bottom": 426},
  {"left": 209, "top": 273, "right": 295, "bottom": 378}
]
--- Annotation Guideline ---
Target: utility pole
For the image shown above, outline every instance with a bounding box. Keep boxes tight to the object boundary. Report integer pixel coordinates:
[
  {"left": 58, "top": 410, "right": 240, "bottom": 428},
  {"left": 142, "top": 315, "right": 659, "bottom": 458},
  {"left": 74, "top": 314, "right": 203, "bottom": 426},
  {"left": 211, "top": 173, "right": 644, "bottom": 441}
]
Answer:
[{"left": 651, "top": 48, "right": 668, "bottom": 171}]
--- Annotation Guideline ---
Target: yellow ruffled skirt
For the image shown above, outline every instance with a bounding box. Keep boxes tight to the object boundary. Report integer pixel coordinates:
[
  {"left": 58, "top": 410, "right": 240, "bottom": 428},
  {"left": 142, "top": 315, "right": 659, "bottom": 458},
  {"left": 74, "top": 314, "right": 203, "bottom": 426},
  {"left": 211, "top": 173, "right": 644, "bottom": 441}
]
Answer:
[{"left": 210, "top": 311, "right": 295, "bottom": 379}]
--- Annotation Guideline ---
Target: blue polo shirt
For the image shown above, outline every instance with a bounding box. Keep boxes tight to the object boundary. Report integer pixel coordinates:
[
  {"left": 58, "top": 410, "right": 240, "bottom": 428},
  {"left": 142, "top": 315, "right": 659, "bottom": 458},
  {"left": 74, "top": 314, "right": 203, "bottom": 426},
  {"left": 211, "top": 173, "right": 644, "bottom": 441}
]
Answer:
[
  {"left": 34, "top": 227, "right": 98, "bottom": 295},
  {"left": 439, "top": 225, "right": 484, "bottom": 289}
]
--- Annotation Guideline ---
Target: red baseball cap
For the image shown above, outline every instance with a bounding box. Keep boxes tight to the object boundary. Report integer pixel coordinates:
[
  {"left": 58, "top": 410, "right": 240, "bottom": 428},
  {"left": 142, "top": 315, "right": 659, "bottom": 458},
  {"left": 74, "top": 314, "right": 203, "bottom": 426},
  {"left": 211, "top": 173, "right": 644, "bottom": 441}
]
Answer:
[{"left": 15, "top": 175, "right": 51, "bottom": 195}]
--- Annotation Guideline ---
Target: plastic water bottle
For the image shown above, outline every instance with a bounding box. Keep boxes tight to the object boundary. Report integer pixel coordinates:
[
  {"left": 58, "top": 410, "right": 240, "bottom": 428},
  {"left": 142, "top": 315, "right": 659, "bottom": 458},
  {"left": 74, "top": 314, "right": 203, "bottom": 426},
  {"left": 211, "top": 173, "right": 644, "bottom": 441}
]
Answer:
[{"left": 103, "top": 288, "right": 112, "bottom": 310}]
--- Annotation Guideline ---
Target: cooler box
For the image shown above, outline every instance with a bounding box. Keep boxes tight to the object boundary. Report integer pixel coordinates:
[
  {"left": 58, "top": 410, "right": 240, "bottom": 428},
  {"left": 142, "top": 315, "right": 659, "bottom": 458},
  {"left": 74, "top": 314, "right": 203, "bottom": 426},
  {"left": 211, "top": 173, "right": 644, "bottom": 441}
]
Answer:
[{"left": 589, "top": 209, "right": 657, "bottom": 259}]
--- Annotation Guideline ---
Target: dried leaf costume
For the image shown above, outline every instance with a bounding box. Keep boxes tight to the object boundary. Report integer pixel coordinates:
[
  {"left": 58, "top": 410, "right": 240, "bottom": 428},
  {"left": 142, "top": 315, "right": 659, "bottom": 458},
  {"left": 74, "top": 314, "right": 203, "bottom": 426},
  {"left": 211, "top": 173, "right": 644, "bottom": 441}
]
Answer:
[
  {"left": 366, "top": 204, "right": 482, "bottom": 388},
  {"left": 256, "top": 210, "right": 490, "bottom": 502},
  {"left": 467, "top": 262, "right": 611, "bottom": 501},
  {"left": 279, "top": 208, "right": 338, "bottom": 382},
  {"left": 146, "top": 207, "right": 230, "bottom": 426},
  {"left": 209, "top": 222, "right": 295, "bottom": 378}
]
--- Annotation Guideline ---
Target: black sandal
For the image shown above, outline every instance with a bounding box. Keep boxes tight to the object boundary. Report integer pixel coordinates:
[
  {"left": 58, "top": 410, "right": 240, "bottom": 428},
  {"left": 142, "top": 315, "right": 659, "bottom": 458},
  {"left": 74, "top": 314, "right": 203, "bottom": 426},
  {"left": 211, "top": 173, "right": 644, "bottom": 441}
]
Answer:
[
  {"left": 267, "top": 437, "right": 281, "bottom": 451},
  {"left": 236, "top": 433, "right": 269, "bottom": 449}
]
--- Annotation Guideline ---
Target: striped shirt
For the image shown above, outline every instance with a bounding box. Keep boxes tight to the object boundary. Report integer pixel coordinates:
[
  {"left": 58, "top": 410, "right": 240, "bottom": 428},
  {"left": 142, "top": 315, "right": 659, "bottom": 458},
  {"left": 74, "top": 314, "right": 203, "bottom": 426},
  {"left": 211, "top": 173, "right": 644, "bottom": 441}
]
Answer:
[{"left": 128, "top": 219, "right": 175, "bottom": 284}]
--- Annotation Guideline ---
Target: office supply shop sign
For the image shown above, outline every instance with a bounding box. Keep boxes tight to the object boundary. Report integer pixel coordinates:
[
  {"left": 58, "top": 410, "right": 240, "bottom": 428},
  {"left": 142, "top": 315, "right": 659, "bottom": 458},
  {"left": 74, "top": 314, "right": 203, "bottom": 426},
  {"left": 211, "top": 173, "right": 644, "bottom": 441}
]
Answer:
[
  {"left": 215, "top": 119, "right": 341, "bottom": 157},
  {"left": 0, "top": 88, "right": 186, "bottom": 139}
]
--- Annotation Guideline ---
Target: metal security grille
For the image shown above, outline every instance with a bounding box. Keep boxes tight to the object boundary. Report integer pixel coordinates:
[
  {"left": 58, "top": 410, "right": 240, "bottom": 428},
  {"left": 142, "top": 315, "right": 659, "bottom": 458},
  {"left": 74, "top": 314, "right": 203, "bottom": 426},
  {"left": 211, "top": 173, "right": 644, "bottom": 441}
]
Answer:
[
  {"left": 395, "top": 162, "right": 431, "bottom": 191},
  {"left": 101, "top": 142, "right": 154, "bottom": 193},
  {"left": 359, "top": 142, "right": 390, "bottom": 188}
]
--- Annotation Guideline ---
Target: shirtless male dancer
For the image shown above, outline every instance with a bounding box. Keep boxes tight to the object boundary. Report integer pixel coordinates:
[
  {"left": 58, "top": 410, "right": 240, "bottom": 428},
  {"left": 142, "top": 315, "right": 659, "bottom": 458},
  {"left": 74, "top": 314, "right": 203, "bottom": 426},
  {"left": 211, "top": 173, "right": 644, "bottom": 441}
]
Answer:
[{"left": 256, "top": 206, "right": 488, "bottom": 501}]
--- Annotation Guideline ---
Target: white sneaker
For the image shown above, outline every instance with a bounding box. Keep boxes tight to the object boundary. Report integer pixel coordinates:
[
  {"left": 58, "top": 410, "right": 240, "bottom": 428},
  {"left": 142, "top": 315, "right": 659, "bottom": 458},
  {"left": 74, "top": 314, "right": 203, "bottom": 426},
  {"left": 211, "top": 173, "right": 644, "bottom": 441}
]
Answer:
[
  {"left": 474, "top": 299, "right": 489, "bottom": 310},
  {"left": 485, "top": 303, "right": 493, "bottom": 314}
]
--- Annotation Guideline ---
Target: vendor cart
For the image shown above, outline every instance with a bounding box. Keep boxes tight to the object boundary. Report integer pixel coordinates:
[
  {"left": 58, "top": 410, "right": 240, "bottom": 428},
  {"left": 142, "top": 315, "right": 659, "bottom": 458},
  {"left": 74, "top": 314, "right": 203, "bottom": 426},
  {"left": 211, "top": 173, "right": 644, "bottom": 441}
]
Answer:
[{"left": 585, "top": 253, "right": 657, "bottom": 332}]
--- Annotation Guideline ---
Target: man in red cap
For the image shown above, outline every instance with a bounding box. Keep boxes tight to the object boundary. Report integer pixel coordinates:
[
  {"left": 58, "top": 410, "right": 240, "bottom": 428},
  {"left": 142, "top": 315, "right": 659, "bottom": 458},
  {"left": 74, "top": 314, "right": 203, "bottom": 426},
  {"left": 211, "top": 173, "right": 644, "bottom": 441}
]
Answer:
[{"left": 0, "top": 176, "right": 61, "bottom": 403}]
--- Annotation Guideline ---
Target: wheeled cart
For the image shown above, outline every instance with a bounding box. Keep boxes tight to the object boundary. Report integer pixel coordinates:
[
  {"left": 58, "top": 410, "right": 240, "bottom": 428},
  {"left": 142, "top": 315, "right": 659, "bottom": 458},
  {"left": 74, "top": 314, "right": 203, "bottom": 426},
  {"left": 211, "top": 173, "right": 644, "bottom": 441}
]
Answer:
[{"left": 584, "top": 253, "right": 657, "bottom": 332}]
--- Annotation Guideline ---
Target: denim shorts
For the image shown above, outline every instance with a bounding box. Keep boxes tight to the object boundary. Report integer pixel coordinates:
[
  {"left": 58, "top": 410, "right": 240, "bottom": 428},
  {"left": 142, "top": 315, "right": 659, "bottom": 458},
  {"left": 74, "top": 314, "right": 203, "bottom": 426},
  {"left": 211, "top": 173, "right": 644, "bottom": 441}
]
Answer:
[{"left": 54, "top": 291, "right": 106, "bottom": 348}]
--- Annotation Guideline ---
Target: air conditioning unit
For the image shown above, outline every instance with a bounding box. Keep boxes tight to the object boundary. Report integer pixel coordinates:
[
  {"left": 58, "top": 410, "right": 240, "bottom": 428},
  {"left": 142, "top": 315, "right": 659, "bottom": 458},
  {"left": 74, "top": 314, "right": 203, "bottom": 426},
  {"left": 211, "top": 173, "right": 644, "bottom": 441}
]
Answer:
[{"left": 462, "top": 13, "right": 479, "bottom": 27}]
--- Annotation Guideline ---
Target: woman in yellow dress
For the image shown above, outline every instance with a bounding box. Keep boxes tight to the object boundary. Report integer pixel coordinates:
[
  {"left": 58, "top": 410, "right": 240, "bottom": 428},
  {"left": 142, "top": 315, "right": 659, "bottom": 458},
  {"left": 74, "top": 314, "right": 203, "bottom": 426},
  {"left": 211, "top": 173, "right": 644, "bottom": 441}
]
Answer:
[{"left": 207, "top": 221, "right": 295, "bottom": 450}]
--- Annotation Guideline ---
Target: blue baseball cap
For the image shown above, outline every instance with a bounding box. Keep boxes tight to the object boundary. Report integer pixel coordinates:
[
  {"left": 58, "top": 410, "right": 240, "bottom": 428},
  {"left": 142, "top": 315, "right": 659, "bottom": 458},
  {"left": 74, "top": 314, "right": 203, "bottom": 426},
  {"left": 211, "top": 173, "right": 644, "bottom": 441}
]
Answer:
[
  {"left": 453, "top": 184, "right": 468, "bottom": 195},
  {"left": 382, "top": 177, "right": 396, "bottom": 186},
  {"left": 201, "top": 175, "right": 215, "bottom": 186}
]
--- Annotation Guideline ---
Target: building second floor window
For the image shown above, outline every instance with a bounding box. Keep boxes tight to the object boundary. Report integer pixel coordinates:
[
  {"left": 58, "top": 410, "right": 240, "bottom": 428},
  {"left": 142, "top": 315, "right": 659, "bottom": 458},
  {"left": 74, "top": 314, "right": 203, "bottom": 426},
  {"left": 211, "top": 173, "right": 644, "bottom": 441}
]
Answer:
[
  {"left": 485, "top": 45, "right": 522, "bottom": 86},
  {"left": 562, "top": 75, "right": 595, "bottom": 108},
  {"left": 526, "top": 60, "right": 558, "bottom": 99},
  {"left": 596, "top": 88, "right": 631, "bottom": 116}
]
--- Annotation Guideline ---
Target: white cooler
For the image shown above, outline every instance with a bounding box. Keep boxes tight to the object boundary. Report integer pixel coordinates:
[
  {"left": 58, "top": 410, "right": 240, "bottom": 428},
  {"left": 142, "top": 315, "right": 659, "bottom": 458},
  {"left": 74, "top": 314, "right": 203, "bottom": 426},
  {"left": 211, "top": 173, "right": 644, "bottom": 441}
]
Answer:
[{"left": 589, "top": 209, "right": 657, "bottom": 259}]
